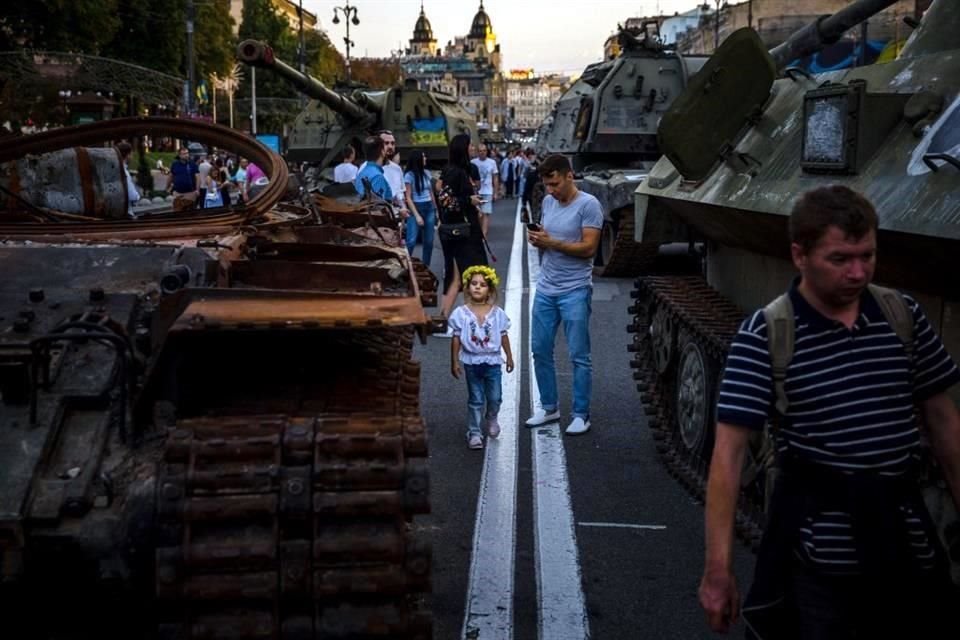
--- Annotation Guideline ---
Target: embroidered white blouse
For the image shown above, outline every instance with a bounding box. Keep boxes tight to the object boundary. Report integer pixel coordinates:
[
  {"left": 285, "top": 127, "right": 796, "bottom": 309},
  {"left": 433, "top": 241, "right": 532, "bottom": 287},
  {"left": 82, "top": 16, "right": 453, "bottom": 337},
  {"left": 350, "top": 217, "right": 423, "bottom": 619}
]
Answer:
[{"left": 448, "top": 304, "right": 511, "bottom": 365}]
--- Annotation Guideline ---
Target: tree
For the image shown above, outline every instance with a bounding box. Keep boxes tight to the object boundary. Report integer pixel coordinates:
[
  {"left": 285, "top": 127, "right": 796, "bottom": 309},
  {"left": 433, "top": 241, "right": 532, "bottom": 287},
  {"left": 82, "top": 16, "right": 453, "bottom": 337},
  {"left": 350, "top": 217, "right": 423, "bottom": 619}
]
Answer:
[
  {"left": 349, "top": 58, "right": 402, "bottom": 90},
  {"left": 195, "top": 0, "right": 236, "bottom": 79},
  {"left": 0, "top": 1, "right": 120, "bottom": 53},
  {"left": 238, "top": 0, "right": 297, "bottom": 101},
  {"left": 303, "top": 29, "right": 344, "bottom": 87},
  {"left": 103, "top": 0, "right": 185, "bottom": 78}
]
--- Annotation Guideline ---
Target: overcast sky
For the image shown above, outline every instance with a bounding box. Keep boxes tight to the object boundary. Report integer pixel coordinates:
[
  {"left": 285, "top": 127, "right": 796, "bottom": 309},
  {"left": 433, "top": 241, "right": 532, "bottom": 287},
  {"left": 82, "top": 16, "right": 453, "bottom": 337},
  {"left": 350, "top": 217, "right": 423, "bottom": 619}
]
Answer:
[{"left": 302, "top": 0, "right": 698, "bottom": 76}]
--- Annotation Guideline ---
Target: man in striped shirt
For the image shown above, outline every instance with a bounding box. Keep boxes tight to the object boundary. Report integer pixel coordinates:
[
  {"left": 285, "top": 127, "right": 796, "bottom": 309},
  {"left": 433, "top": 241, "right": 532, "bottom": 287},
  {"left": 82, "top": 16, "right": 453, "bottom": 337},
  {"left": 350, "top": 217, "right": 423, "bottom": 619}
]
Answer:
[{"left": 699, "top": 186, "right": 960, "bottom": 638}]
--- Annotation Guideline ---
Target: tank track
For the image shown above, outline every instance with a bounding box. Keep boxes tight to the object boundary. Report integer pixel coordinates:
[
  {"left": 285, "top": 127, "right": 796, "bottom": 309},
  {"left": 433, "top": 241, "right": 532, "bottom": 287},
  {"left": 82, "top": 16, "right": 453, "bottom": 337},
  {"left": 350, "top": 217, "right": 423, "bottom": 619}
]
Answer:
[
  {"left": 628, "top": 275, "right": 765, "bottom": 550},
  {"left": 595, "top": 212, "right": 660, "bottom": 277},
  {"left": 155, "top": 328, "right": 431, "bottom": 639}
]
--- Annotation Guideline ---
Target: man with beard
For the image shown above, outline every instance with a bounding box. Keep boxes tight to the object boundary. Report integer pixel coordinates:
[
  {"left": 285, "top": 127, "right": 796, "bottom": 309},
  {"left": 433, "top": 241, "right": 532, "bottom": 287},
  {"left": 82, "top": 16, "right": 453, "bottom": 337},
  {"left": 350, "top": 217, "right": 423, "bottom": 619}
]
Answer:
[{"left": 699, "top": 186, "right": 960, "bottom": 638}]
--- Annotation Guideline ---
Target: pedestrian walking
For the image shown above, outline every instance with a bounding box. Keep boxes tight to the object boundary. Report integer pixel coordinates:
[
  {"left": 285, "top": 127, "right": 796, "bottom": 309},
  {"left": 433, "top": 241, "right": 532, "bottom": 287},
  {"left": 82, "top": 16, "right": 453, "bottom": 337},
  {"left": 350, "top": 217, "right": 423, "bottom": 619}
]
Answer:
[
  {"left": 525, "top": 154, "right": 603, "bottom": 435},
  {"left": 166, "top": 147, "right": 199, "bottom": 211},
  {"left": 404, "top": 149, "right": 437, "bottom": 265},
  {"left": 449, "top": 265, "right": 515, "bottom": 450},
  {"left": 115, "top": 141, "right": 140, "bottom": 217},
  {"left": 436, "top": 133, "right": 488, "bottom": 322},
  {"left": 354, "top": 136, "right": 393, "bottom": 201},
  {"left": 700, "top": 185, "right": 960, "bottom": 639},
  {"left": 470, "top": 143, "right": 499, "bottom": 237}
]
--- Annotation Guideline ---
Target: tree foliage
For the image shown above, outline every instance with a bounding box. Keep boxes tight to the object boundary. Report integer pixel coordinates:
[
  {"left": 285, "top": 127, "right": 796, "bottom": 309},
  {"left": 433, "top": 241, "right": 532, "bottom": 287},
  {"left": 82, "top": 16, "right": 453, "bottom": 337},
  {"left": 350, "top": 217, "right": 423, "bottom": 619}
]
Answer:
[
  {"left": 0, "top": 0, "right": 121, "bottom": 53},
  {"left": 102, "top": 0, "right": 185, "bottom": 77},
  {"left": 195, "top": 0, "right": 236, "bottom": 79},
  {"left": 349, "top": 58, "right": 402, "bottom": 90},
  {"left": 238, "top": 0, "right": 297, "bottom": 101}
]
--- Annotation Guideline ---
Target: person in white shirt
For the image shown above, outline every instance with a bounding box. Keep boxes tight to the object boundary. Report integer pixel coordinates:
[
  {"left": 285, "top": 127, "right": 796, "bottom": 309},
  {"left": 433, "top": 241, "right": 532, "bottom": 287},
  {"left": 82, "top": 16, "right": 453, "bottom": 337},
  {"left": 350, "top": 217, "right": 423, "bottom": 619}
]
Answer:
[
  {"left": 333, "top": 145, "right": 359, "bottom": 183},
  {"left": 358, "top": 131, "right": 408, "bottom": 217},
  {"left": 470, "top": 143, "right": 499, "bottom": 236}
]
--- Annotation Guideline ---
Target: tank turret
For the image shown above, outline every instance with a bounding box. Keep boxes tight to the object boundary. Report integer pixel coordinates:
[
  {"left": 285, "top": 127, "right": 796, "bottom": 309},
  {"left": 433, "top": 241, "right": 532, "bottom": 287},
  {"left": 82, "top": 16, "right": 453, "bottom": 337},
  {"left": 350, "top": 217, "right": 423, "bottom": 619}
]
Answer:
[
  {"left": 631, "top": 0, "right": 960, "bottom": 578},
  {"left": 531, "top": 21, "right": 708, "bottom": 275},
  {"left": 237, "top": 40, "right": 372, "bottom": 124},
  {"left": 236, "top": 40, "right": 478, "bottom": 185}
]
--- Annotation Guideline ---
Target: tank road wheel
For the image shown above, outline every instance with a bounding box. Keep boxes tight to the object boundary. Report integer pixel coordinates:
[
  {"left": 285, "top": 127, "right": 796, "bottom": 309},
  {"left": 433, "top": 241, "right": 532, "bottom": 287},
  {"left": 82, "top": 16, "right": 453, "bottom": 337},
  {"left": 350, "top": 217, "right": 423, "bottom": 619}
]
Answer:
[
  {"left": 650, "top": 306, "right": 675, "bottom": 375},
  {"left": 675, "top": 337, "right": 716, "bottom": 458},
  {"left": 593, "top": 210, "right": 660, "bottom": 278}
]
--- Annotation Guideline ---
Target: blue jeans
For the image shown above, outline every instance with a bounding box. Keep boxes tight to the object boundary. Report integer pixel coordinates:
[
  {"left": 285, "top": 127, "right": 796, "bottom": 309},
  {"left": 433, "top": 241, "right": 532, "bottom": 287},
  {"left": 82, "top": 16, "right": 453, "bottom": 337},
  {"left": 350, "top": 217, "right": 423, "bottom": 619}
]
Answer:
[
  {"left": 405, "top": 200, "right": 436, "bottom": 265},
  {"left": 463, "top": 363, "right": 503, "bottom": 438},
  {"left": 531, "top": 286, "right": 592, "bottom": 419}
]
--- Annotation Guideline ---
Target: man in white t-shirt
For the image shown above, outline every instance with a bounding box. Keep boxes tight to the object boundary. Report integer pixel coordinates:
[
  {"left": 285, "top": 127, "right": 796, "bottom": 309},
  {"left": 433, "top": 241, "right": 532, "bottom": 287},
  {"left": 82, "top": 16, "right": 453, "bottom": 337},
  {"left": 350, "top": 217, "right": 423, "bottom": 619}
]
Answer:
[
  {"left": 333, "top": 145, "right": 359, "bottom": 183},
  {"left": 470, "top": 143, "right": 499, "bottom": 236}
]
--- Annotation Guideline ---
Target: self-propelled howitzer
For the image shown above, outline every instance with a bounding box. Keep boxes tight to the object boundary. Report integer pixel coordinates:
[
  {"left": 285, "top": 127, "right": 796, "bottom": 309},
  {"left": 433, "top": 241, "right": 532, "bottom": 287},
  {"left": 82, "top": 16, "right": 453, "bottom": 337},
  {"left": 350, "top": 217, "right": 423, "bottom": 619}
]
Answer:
[
  {"left": 630, "top": 0, "right": 960, "bottom": 578},
  {"left": 237, "top": 40, "right": 478, "bottom": 172}
]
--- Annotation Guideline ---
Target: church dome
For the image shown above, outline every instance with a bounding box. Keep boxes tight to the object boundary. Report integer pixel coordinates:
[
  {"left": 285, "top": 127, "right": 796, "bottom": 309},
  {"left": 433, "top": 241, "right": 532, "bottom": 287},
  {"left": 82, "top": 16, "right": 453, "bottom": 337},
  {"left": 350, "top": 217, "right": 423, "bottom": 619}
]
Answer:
[
  {"left": 469, "top": 2, "right": 493, "bottom": 39},
  {"left": 412, "top": 6, "right": 434, "bottom": 43}
]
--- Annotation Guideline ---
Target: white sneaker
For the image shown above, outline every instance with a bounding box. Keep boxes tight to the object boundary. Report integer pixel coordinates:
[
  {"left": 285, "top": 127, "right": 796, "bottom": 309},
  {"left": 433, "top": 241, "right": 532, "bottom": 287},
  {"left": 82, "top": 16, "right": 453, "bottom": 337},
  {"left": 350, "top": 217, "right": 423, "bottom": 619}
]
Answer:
[
  {"left": 525, "top": 409, "right": 560, "bottom": 427},
  {"left": 468, "top": 434, "right": 484, "bottom": 449},
  {"left": 432, "top": 326, "right": 454, "bottom": 338},
  {"left": 565, "top": 417, "right": 591, "bottom": 435}
]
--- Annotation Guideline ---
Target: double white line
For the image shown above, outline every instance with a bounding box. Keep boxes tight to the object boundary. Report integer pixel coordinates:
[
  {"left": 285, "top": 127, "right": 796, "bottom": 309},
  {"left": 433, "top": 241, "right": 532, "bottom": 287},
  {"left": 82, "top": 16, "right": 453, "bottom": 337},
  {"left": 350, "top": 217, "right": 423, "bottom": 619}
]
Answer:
[{"left": 461, "top": 202, "right": 590, "bottom": 639}]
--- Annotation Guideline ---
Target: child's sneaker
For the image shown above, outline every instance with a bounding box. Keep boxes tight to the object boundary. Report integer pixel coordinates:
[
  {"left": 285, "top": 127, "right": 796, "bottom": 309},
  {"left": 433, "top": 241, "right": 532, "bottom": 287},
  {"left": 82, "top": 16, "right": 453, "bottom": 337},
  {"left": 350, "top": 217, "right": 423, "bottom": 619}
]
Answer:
[
  {"left": 468, "top": 434, "right": 484, "bottom": 449},
  {"left": 486, "top": 417, "right": 501, "bottom": 439}
]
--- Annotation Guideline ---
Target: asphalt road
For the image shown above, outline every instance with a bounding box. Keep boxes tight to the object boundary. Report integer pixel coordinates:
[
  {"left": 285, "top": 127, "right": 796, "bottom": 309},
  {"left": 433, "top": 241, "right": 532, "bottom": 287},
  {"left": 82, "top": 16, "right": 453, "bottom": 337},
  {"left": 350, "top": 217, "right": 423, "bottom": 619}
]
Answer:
[{"left": 414, "top": 197, "right": 754, "bottom": 640}]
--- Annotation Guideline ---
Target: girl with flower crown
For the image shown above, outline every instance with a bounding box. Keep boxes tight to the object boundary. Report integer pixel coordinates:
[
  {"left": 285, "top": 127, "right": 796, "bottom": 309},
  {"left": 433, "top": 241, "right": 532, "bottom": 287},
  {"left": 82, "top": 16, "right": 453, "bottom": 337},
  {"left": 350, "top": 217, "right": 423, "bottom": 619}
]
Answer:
[{"left": 448, "top": 265, "right": 515, "bottom": 450}]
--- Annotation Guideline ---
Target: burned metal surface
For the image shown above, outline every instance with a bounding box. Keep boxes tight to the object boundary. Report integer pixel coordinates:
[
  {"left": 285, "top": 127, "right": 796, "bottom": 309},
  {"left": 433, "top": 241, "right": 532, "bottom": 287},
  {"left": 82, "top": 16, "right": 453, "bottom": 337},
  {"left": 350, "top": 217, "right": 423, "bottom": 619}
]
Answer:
[{"left": 0, "top": 120, "right": 436, "bottom": 638}]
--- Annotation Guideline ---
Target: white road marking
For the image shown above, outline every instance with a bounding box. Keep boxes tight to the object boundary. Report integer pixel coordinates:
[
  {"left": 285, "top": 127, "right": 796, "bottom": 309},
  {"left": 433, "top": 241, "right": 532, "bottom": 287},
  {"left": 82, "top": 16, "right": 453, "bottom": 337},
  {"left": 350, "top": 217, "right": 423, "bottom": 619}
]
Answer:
[
  {"left": 461, "top": 200, "right": 524, "bottom": 639},
  {"left": 528, "top": 208, "right": 591, "bottom": 640},
  {"left": 578, "top": 522, "right": 667, "bottom": 531}
]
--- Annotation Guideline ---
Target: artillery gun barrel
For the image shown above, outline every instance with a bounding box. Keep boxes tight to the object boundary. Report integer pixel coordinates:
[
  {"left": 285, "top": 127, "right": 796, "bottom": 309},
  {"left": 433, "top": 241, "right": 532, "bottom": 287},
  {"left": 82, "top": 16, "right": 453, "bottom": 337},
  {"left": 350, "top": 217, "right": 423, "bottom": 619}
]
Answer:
[
  {"left": 237, "top": 39, "right": 370, "bottom": 123},
  {"left": 769, "top": 0, "right": 900, "bottom": 70}
]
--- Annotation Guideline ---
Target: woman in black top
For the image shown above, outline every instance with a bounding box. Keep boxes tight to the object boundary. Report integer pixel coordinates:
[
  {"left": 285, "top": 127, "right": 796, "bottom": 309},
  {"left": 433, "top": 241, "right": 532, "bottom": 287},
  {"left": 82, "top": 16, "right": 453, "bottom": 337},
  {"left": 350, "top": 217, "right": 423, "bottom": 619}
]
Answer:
[{"left": 437, "top": 133, "right": 487, "bottom": 319}]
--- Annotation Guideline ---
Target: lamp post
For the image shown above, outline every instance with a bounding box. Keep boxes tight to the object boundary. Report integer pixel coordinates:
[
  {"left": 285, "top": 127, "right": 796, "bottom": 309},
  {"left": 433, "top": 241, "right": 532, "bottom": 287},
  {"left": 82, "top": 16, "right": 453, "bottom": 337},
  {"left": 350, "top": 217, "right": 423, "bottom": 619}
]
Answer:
[{"left": 332, "top": 2, "right": 360, "bottom": 83}]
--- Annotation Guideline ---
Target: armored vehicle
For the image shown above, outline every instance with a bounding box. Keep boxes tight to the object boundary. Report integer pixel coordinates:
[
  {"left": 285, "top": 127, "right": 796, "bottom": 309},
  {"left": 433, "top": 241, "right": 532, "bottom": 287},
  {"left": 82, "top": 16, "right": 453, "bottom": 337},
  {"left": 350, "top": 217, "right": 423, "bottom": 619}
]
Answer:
[
  {"left": 628, "top": 0, "right": 960, "bottom": 576},
  {"left": 238, "top": 40, "right": 478, "bottom": 175},
  {"left": 533, "top": 22, "right": 708, "bottom": 275},
  {"left": 0, "top": 117, "right": 435, "bottom": 638}
]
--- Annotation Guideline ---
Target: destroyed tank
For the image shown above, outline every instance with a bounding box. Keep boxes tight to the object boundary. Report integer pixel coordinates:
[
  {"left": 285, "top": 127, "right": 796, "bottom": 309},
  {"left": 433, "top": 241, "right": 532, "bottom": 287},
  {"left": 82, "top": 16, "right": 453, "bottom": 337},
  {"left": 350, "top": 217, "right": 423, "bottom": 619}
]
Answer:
[
  {"left": 0, "top": 117, "right": 435, "bottom": 638},
  {"left": 628, "top": 0, "right": 960, "bottom": 577},
  {"left": 237, "top": 40, "right": 478, "bottom": 173},
  {"left": 532, "top": 22, "right": 708, "bottom": 275}
]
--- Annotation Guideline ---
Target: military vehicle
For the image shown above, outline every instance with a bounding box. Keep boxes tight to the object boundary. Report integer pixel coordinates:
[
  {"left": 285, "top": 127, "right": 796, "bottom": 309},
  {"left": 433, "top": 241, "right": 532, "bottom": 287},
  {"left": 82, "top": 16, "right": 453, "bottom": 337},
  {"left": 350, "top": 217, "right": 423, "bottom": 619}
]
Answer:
[
  {"left": 628, "top": 0, "right": 960, "bottom": 576},
  {"left": 532, "top": 21, "right": 709, "bottom": 275},
  {"left": 237, "top": 40, "right": 478, "bottom": 178},
  {"left": 0, "top": 117, "right": 435, "bottom": 638}
]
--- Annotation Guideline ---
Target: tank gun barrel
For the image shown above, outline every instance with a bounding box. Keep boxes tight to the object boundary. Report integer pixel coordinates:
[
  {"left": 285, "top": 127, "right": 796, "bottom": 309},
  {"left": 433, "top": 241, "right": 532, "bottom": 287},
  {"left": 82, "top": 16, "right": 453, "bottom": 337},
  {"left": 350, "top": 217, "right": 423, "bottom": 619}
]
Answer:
[
  {"left": 237, "top": 39, "right": 370, "bottom": 123},
  {"left": 769, "top": 0, "right": 900, "bottom": 70}
]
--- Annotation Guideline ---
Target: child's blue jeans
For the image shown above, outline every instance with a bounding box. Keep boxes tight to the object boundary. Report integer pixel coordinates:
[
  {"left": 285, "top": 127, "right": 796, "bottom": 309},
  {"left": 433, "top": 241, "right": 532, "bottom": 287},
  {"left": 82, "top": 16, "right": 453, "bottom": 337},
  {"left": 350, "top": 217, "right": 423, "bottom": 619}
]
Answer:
[{"left": 463, "top": 363, "right": 502, "bottom": 438}]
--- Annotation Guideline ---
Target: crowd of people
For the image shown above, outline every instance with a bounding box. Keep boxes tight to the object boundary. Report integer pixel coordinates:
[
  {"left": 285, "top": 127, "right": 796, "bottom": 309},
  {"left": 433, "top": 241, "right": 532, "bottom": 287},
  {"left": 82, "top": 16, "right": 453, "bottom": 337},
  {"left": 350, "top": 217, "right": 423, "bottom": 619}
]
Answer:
[
  {"left": 340, "top": 130, "right": 604, "bottom": 447},
  {"left": 158, "top": 146, "right": 268, "bottom": 212}
]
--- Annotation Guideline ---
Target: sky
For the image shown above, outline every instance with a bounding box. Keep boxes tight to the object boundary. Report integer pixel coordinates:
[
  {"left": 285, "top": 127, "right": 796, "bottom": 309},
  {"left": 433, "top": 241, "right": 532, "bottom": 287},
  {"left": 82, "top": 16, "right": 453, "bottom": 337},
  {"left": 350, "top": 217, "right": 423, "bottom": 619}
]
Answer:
[{"left": 302, "top": 0, "right": 699, "bottom": 76}]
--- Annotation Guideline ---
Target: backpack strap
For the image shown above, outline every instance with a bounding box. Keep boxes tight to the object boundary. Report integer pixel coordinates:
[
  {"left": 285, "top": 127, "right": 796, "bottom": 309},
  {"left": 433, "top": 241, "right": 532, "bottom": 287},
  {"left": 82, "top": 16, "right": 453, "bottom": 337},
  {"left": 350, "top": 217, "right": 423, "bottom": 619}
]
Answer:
[
  {"left": 867, "top": 283, "right": 915, "bottom": 365},
  {"left": 762, "top": 294, "right": 795, "bottom": 417}
]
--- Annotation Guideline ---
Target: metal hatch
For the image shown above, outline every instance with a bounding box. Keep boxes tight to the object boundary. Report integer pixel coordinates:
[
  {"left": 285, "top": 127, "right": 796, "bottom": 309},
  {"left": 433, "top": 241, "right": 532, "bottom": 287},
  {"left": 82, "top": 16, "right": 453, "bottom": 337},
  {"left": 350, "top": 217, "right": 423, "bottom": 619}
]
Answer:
[{"left": 657, "top": 28, "right": 776, "bottom": 182}]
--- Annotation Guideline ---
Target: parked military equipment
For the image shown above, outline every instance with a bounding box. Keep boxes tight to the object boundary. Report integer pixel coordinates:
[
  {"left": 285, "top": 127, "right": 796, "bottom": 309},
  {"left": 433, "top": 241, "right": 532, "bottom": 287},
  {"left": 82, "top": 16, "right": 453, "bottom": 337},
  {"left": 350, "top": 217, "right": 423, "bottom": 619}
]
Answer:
[
  {"left": 0, "top": 117, "right": 435, "bottom": 638},
  {"left": 628, "top": 0, "right": 960, "bottom": 577},
  {"left": 238, "top": 40, "right": 478, "bottom": 177},
  {"left": 533, "top": 21, "right": 709, "bottom": 275}
]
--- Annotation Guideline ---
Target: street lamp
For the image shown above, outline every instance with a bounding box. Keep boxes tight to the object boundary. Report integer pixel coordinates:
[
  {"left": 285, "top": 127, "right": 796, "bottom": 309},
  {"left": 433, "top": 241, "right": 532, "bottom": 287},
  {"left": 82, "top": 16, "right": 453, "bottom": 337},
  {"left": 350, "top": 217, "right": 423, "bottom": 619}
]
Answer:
[{"left": 332, "top": 2, "right": 360, "bottom": 83}]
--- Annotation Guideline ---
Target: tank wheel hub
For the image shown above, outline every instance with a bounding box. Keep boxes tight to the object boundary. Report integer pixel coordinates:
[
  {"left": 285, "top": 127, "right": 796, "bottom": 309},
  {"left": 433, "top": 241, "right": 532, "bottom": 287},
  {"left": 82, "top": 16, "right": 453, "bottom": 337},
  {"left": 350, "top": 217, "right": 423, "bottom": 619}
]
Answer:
[
  {"left": 677, "top": 340, "right": 709, "bottom": 452},
  {"left": 599, "top": 220, "right": 617, "bottom": 266},
  {"left": 650, "top": 306, "right": 674, "bottom": 374}
]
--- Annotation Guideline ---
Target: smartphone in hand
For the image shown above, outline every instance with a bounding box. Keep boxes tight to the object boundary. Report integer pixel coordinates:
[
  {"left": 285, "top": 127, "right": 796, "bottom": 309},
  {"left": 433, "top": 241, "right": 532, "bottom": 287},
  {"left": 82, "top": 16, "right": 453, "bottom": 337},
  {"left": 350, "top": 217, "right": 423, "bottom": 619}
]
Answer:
[{"left": 527, "top": 223, "right": 542, "bottom": 231}]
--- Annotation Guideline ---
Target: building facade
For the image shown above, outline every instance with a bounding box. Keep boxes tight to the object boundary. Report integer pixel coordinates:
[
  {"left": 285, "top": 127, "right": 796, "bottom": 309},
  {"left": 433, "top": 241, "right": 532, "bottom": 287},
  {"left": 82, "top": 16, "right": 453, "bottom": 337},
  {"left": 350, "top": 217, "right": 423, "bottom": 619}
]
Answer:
[
  {"left": 402, "top": 2, "right": 505, "bottom": 132},
  {"left": 504, "top": 70, "right": 569, "bottom": 135}
]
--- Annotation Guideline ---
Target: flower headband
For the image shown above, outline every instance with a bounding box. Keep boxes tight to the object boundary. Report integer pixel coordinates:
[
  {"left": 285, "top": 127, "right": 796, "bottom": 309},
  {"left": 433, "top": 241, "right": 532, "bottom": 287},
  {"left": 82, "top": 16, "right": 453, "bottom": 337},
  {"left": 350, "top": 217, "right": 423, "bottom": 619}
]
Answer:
[{"left": 461, "top": 265, "right": 500, "bottom": 288}]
